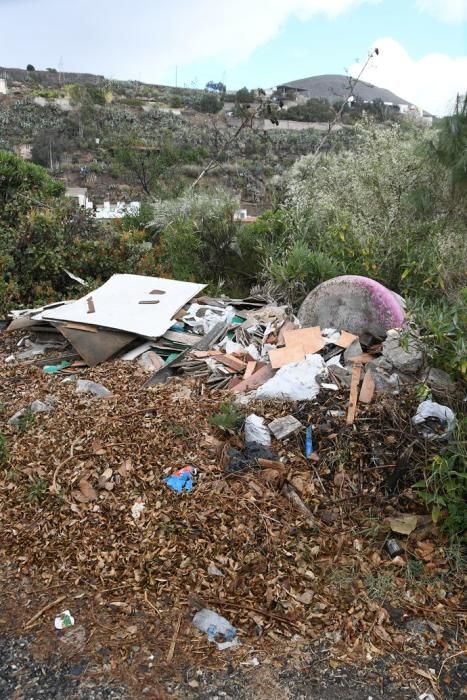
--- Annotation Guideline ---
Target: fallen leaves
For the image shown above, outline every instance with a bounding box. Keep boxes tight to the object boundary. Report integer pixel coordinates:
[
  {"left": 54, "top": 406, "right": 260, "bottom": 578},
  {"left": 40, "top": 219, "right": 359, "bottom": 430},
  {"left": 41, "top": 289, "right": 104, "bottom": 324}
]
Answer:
[{"left": 75, "top": 478, "right": 98, "bottom": 503}]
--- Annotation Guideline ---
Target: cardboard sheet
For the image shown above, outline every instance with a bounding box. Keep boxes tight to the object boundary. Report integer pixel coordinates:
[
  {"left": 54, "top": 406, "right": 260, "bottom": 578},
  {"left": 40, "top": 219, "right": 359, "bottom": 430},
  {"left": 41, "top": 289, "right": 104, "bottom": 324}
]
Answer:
[
  {"left": 283, "top": 327, "right": 325, "bottom": 354},
  {"left": 335, "top": 330, "right": 359, "bottom": 348},
  {"left": 269, "top": 344, "right": 306, "bottom": 369},
  {"left": 38, "top": 275, "right": 206, "bottom": 339}
]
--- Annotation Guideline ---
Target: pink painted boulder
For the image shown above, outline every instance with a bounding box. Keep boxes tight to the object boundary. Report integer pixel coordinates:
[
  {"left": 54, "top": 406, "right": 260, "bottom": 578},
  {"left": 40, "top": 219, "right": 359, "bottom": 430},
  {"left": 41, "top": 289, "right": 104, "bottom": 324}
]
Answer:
[{"left": 298, "top": 275, "right": 405, "bottom": 338}]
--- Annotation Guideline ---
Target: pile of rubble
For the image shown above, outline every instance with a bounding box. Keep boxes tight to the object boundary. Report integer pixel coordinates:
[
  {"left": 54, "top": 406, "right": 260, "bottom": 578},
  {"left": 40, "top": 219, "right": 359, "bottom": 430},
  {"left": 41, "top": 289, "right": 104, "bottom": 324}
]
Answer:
[{"left": 4, "top": 273, "right": 456, "bottom": 430}]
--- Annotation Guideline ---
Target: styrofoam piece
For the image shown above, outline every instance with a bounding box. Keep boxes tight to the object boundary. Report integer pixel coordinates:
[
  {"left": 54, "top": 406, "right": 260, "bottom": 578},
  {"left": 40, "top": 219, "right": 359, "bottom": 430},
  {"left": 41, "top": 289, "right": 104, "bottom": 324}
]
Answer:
[{"left": 39, "top": 275, "right": 206, "bottom": 339}]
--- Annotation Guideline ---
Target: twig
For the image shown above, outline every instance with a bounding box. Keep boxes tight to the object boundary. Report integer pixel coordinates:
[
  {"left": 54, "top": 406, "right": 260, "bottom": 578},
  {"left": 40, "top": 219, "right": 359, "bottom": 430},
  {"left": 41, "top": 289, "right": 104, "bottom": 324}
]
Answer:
[
  {"left": 23, "top": 594, "right": 67, "bottom": 630},
  {"left": 166, "top": 610, "right": 183, "bottom": 663},
  {"left": 438, "top": 649, "right": 467, "bottom": 679},
  {"left": 207, "top": 598, "right": 301, "bottom": 629}
]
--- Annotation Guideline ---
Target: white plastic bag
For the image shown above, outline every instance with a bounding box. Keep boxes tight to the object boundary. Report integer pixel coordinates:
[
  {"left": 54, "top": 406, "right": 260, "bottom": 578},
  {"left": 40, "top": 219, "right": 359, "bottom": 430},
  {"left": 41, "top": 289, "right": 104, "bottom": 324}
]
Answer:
[
  {"left": 244, "top": 414, "right": 271, "bottom": 446},
  {"left": 192, "top": 608, "right": 237, "bottom": 650},
  {"left": 256, "top": 354, "right": 326, "bottom": 401},
  {"left": 412, "top": 400, "right": 456, "bottom": 440}
]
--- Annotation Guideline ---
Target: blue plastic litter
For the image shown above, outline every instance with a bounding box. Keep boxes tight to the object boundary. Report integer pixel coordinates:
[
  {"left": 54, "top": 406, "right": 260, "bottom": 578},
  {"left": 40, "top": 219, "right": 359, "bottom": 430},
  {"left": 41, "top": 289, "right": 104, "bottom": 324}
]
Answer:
[
  {"left": 164, "top": 466, "right": 193, "bottom": 493},
  {"left": 305, "top": 425, "right": 313, "bottom": 459}
]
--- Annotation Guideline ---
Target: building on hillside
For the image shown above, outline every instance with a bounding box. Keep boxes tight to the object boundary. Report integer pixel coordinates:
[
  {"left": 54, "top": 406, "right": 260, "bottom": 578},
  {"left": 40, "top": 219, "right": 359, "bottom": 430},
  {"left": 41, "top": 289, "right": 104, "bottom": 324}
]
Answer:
[
  {"left": 233, "top": 208, "right": 257, "bottom": 224},
  {"left": 95, "top": 201, "right": 141, "bottom": 220},
  {"left": 0, "top": 78, "right": 8, "bottom": 95},
  {"left": 65, "top": 187, "right": 93, "bottom": 209}
]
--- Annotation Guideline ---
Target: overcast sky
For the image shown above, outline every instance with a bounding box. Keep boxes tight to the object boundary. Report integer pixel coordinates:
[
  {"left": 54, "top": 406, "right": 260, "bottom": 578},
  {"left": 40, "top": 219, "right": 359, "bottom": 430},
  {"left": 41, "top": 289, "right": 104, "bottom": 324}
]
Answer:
[{"left": 1, "top": 0, "right": 466, "bottom": 114}]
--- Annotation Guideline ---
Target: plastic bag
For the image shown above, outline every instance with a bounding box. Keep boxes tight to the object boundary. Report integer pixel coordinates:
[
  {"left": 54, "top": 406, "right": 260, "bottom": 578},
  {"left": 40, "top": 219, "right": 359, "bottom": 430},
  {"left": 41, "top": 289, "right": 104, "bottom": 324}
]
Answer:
[
  {"left": 244, "top": 414, "right": 271, "bottom": 446},
  {"left": 412, "top": 400, "right": 456, "bottom": 440},
  {"left": 192, "top": 608, "right": 237, "bottom": 650},
  {"left": 256, "top": 354, "right": 326, "bottom": 401}
]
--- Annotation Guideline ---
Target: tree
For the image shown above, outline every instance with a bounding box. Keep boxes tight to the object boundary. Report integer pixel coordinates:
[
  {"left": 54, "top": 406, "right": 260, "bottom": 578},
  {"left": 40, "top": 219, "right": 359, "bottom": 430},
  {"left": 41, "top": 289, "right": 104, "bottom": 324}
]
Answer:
[
  {"left": 236, "top": 87, "right": 254, "bottom": 104},
  {"left": 31, "top": 129, "right": 71, "bottom": 171},
  {"left": 206, "top": 81, "right": 226, "bottom": 94},
  {"left": 112, "top": 135, "right": 205, "bottom": 196},
  {"left": 26, "top": 64, "right": 35, "bottom": 71},
  {"left": 193, "top": 93, "right": 222, "bottom": 114},
  {"left": 0, "top": 151, "right": 96, "bottom": 311},
  {"left": 431, "top": 93, "right": 467, "bottom": 193},
  {"left": 46, "top": 67, "right": 58, "bottom": 73}
]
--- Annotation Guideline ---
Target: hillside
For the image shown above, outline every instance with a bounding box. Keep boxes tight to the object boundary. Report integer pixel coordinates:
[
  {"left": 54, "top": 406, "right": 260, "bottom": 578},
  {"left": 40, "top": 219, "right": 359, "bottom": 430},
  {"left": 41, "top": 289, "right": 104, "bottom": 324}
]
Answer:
[
  {"left": 0, "top": 66, "right": 431, "bottom": 210},
  {"left": 277, "top": 73, "right": 415, "bottom": 107},
  {"left": 0, "top": 67, "right": 355, "bottom": 210}
]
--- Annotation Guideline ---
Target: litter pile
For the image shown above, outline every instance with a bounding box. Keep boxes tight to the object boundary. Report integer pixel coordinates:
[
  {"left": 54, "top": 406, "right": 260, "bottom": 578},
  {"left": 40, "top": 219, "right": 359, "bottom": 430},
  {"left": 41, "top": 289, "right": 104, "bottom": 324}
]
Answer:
[
  {"left": 1, "top": 273, "right": 463, "bottom": 685},
  {"left": 5, "top": 272, "right": 446, "bottom": 422}
]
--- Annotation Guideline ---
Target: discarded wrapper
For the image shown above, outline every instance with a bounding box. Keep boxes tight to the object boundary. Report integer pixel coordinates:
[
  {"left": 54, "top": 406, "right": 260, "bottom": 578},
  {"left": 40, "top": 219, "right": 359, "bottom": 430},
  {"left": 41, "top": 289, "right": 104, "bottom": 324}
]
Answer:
[
  {"left": 164, "top": 466, "right": 196, "bottom": 493},
  {"left": 192, "top": 608, "right": 238, "bottom": 650},
  {"left": 54, "top": 610, "right": 75, "bottom": 630}
]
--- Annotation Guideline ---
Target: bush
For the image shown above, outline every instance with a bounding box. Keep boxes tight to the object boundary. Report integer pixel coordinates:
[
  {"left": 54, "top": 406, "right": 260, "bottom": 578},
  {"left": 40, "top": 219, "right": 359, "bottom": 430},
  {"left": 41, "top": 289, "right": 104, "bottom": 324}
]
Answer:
[
  {"left": 193, "top": 93, "right": 222, "bottom": 114},
  {"left": 412, "top": 416, "right": 467, "bottom": 536},
  {"left": 150, "top": 191, "right": 258, "bottom": 292},
  {"left": 0, "top": 151, "right": 98, "bottom": 312},
  {"left": 285, "top": 120, "right": 467, "bottom": 303}
]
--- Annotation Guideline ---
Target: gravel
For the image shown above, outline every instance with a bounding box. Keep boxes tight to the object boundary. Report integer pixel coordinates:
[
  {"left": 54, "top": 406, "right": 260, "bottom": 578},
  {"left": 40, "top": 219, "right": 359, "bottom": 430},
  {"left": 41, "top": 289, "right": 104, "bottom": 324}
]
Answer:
[{"left": 0, "top": 634, "right": 129, "bottom": 700}]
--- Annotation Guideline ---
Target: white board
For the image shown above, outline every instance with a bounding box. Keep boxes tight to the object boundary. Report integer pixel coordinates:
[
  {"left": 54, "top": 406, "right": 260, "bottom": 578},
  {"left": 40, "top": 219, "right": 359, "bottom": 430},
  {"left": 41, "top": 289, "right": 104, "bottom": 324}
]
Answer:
[{"left": 39, "top": 274, "right": 206, "bottom": 339}]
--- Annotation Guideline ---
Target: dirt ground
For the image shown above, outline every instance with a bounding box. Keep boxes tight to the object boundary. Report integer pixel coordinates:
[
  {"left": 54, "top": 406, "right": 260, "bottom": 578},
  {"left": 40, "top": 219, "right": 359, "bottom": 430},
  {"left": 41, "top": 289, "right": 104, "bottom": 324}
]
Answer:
[{"left": 0, "top": 329, "right": 465, "bottom": 700}]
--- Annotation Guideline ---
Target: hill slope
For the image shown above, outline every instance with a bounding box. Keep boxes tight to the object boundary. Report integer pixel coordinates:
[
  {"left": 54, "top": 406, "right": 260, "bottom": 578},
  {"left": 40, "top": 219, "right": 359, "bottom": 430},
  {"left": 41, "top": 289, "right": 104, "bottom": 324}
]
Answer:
[{"left": 277, "top": 74, "right": 414, "bottom": 106}]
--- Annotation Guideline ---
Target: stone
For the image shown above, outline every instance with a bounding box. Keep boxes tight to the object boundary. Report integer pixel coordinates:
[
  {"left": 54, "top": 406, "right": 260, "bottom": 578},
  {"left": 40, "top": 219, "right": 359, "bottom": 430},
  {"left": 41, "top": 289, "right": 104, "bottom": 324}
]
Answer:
[
  {"left": 423, "top": 367, "right": 455, "bottom": 392},
  {"left": 268, "top": 415, "right": 303, "bottom": 440},
  {"left": 8, "top": 395, "right": 57, "bottom": 426},
  {"left": 343, "top": 339, "right": 363, "bottom": 364},
  {"left": 298, "top": 275, "right": 405, "bottom": 337},
  {"left": 372, "top": 369, "right": 401, "bottom": 394},
  {"left": 75, "top": 379, "right": 112, "bottom": 398},
  {"left": 382, "top": 330, "right": 423, "bottom": 373}
]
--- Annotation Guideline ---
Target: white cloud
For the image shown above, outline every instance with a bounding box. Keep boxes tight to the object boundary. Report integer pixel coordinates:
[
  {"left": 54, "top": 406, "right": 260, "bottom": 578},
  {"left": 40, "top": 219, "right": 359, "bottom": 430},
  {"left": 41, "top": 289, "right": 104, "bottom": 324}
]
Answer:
[
  {"left": 416, "top": 0, "right": 467, "bottom": 22},
  {"left": 0, "top": 0, "right": 374, "bottom": 83},
  {"left": 349, "top": 38, "right": 467, "bottom": 115}
]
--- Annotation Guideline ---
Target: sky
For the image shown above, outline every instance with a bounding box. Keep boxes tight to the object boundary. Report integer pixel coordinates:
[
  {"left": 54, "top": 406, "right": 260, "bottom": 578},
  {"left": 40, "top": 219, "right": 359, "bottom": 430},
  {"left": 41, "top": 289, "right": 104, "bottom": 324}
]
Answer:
[{"left": 0, "top": 0, "right": 466, "bottom": 115}]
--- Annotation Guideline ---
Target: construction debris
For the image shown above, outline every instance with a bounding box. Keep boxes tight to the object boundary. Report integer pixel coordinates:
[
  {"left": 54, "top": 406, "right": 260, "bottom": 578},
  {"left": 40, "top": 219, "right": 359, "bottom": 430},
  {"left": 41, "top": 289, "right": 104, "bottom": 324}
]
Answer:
[{"left": 268, "top": 415, "right": 303, "bottom": 440}]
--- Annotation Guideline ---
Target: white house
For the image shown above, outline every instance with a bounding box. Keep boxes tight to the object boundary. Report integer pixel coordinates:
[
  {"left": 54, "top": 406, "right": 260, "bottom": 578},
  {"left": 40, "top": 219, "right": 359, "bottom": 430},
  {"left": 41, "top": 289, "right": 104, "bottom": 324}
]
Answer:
[
  {"left": 95, "top": 201, "right": 141, "bottom": 220},
  {"left": 65, "top": 187, "right": 93, "bottom": 209}
]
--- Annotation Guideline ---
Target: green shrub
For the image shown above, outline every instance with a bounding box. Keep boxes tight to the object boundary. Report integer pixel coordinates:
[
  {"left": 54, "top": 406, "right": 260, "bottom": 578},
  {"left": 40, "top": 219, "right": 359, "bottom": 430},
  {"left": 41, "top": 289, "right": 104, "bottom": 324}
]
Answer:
[{"left": 412, "top": 417, "right": 467, "bottom": 537}]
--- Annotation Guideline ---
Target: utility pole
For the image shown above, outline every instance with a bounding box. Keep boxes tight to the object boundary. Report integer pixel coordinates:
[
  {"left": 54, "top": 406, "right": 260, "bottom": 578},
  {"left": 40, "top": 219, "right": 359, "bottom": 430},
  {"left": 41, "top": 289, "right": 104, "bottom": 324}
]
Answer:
[{"left": 175, "top": 65, "right": 178, "bottom": 88}]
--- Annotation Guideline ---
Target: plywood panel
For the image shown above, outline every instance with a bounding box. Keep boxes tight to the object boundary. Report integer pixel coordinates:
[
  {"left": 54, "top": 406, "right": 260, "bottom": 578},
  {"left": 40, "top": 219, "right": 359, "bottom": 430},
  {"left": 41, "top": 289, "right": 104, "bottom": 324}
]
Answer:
[{"left": 40, "top": 275, "right": 206, "bottom": 339}]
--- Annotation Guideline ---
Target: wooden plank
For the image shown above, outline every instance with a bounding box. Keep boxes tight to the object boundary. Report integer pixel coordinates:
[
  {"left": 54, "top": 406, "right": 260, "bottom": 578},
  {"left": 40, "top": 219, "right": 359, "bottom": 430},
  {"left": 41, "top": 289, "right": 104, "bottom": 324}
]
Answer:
[
  {"left": 212, "top": 353, "right": 247, "bottom": 372},
  {"left": 349, "top": 353, "right": 375, "bottom": 364},
  {"left": 243, "top": 360, "right": 257, "bottom": 379},
  {"left": 61, "top": 322, "right": 98, "bottom": 333},
  {"left": 58, "top": 326, "right": 136, "bottom": 366},
  {"left": 359, "top": 369, "right": 375, "bottom": 404},
  {"left": 335, "top": 330, "right": 359, "bottom": 348},
  {"left": 231, "top": 364, "right": 274, "bottom": 394},
  {"left": 268, "top": 344, "right": 305, "bottom": 369},
  {"left": 283, "top": 327, "right": 325, "bottom": 354},
  {"left": 346, "top": 363, "right": 362, "bottom": 425},
  {"left": 163, "top": 330, "right": 203, "bottom": 346}
]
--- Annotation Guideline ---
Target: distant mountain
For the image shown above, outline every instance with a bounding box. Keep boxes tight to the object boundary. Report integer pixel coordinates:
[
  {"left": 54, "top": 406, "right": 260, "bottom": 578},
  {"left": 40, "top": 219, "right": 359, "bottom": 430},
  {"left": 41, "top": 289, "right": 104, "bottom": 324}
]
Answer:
[{"left": 276, "top": 74, "right": 415, "bottom": 107}]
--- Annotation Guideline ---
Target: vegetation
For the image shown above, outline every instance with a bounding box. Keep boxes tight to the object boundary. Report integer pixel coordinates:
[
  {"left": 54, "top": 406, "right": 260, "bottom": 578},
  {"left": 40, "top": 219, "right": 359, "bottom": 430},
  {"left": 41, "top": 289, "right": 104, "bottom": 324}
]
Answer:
[
  {"left": 209, "top": 400, "right": 244, "bottom": 432},
  {"left": 413, "top": 417, "right": 467, "bottom": 536}
]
